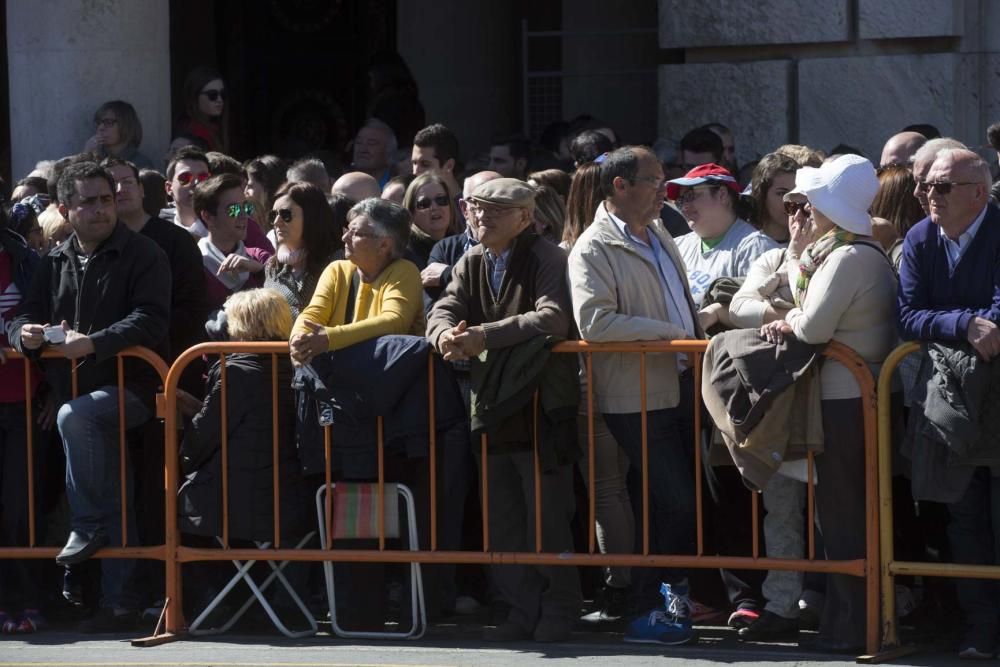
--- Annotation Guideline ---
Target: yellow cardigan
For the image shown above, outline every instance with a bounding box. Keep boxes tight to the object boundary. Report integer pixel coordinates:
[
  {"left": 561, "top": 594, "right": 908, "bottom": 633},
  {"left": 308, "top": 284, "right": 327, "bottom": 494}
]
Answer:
[{"left": 292, "top": 259, "right": 425, "bottom": 351}]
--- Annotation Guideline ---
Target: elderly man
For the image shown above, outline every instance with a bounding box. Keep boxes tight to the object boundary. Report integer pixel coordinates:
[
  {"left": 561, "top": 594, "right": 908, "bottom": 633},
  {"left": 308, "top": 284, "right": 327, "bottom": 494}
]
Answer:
[
  {"left": 352, "top": 118, "right": 397, "bottom": 187},
  {"left": 879, "top": 131, "right": 927, "bottom": 169},
  {"left": 331, "top": 172, "right": 382, "bottom": 202},
  {"left": 427, "top": 178, "right": 581, "bottom": 643},
  {"left": 568, "top": 146, "right": 703, "bottom": 646},
  {"left": 897, "top": 148, "right": 1000, "bottom": 659},
  {"left": 910, "top": 138, "right": 968, "bottom": 216},
  {"left": 10, "top": 161, "right": 169, "bottom": 632}
]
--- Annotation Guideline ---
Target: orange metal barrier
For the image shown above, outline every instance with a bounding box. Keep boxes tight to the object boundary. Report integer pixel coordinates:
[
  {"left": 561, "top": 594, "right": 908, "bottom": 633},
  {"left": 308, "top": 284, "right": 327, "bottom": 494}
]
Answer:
[
  {"left": 0, "top": 346, "right": 169, "bottom": 563},
  {"left": 153, "top": 338, "right": 882, "bottom": 655}
]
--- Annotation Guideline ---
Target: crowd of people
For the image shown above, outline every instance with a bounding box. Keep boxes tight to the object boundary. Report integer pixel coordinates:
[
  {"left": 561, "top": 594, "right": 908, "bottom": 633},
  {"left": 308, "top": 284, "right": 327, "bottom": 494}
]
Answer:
[{"left": 1, "top": 62, "right": 1000, "bottom": 660}]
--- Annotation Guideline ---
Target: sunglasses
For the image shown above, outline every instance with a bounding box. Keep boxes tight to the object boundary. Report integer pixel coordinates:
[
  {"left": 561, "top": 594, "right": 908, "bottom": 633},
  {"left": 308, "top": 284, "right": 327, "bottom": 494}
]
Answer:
[
  {"left": 415, "top": 194, "right": 450, "bottom": 210},
  {"left": 916, "top": 181, "right": 977, "bottom": 195},
  {"left": 272, "top": 208, "right": 293, "bottom": 223},
  {"left": 176, "top": 171, "right": 210, "bottom": 186},
  {"left": 226, "top": 201, "right": 256, "bottom": 218},
  {"left": 201, "top": 88, "right": 226, "bottom": 102},
  {"left": 783, "top": 200, "right": 808, "bottom": 216}
]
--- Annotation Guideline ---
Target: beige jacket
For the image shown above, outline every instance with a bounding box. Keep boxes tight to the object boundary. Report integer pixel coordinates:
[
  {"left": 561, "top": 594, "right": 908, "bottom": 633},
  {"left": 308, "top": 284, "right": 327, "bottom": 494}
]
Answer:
[{"left": 568, "top": 202, "right": 704, "bottom": 414}]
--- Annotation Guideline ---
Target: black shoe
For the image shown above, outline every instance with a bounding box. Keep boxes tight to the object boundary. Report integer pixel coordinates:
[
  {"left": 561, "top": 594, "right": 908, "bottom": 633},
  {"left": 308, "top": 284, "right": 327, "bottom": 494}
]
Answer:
[
  {"left": 56, "top": 529, "right": 108, "bottom": 566},
  {"left": 62, "top": 566, "right": 84, "bottom": 606},
  {"left": 580, "top": 585, "right": 630, "bottom": 623},
  {"left": 738, "top": 610, "right": 799, "bottom": 642},
  {"left": 79, "top": 607, "right": 138, "bottom": 634}
]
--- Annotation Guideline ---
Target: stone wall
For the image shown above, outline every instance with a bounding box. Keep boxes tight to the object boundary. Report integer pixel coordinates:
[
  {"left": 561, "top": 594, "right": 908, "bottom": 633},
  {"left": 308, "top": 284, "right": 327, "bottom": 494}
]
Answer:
[{"left": 658, "top": 0, "right": 1000, "bottom": 168}]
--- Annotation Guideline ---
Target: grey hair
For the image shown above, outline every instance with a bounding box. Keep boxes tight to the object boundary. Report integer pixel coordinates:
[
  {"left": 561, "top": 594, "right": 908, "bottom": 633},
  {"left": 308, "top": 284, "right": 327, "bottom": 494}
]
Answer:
[
  {"left": 933, "top": 148, "right": 992, "bottom": 187},
  {"left": 362, "top": 118, "right": 398, "bottom": 163},
  {"left": 347, "top": 197, "right": 411, "bottom": 259},
  {"left": 912, "top": 137, "right": 967, "bottom": 169}
]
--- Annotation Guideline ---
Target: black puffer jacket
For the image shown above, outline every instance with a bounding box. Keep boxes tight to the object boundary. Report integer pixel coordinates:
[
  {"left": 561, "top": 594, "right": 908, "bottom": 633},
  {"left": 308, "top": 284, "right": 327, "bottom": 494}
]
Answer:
[{"left": 179, "top": 353, "right": 311, "bottom": 542}]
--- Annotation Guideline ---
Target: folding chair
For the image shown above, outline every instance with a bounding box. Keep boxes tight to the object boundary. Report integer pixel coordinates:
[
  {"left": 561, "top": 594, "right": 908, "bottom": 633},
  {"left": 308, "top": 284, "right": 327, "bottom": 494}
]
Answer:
[
  {"left": 187, "top": 532, "right": 318, "bottom": 638},
  {"left": 315, "top": 482, "right": 426, "bottom": 639}
]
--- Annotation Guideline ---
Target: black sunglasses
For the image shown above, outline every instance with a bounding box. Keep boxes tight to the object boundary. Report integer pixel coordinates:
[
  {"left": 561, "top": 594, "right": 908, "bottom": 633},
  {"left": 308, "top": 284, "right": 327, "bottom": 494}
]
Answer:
[
  {"left": 272, "top": 208, "right": 293, "bottom": 223},
  {"left": 916, "top": 181, "right": 977, "bottom": 195},
  {"left": 783, "top": 200, "right": 808, "bottom": 216},
  {"left": 415, "top": 194, "right": 450, "bottom": 210},
  {"left": 201, "top": 88, "right": 226, "bottom": 102}
]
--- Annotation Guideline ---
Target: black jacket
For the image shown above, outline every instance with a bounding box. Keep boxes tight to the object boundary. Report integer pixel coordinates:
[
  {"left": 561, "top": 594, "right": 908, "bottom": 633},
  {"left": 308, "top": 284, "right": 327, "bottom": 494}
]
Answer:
[
  {"left": 293, "top": 335, "right": 467, "bottom": 478},
  {"left": 141, "top": 216, "right": 207, "bottom": 360},
  {"left": 179, "top": 354, "right": 311, "bottom": 542},
  {"left": 0, "top": 228, "right": 40, "bottom": 298},
  {"left": 9, "top": 221, "right": 170, "bottom": 408},
  {"left": 427, "top": 231, "right": 476, "bottom": 298}
]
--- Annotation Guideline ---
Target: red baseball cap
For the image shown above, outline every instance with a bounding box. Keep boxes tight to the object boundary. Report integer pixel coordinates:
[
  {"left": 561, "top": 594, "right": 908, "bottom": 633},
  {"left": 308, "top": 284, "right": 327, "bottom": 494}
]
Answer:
[{"left": 666, "top": 163, "right": 740, "bottom": 201}]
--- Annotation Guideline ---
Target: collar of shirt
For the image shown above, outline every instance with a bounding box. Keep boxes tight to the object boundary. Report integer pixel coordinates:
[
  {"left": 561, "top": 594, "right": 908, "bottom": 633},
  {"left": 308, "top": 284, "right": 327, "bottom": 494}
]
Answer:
[
  {"left": 938, "top": 204, "right": 988, "bottom": 265},
  {"left": 608, "top": 210, "right": 652, "bottom": 247},
  {"left": 484, "top": 247, "right": 512, "bottom": 265}
]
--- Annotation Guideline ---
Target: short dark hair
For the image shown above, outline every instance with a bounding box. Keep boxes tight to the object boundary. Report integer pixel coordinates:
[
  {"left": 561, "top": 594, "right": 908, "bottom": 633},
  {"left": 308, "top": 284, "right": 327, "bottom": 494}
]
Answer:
[
  {"left": 193, "top": 173, "right": 243, "bottom": 219},
  {"left": 701, "top": 122, "right": 732, "bottom": 137},
  {"left": 347, "top": 198, "right": 411, "bottom": 259},
  {"left": 599, "top": 146, "right": 648, "bottom": 199},
  {"left": 14, "top": 176, "right": 49, "bottom": 199},
  {"left": 49, "top": 154, "right": 90, "bottom": 203},
  {"left": 902, "top": 123, "right": 941, "bottom": 140},
  {"left": 94, "top": 100, "right": 143, "bottom": 149},
  {"left": 207, "top": 151, "right": 242, "bottom": 177},
  {"left": 244, "top": 155, "right": 287, "bottom": 197},
  {"left": 57, "top": 161, "right": 116, "bottom": 205},
  {"left": 490, "top": 133, "right": 531, "bottom": 161},
  {"left": 272, "top": 181, "right": 339, "bottom": 275},
  {"left": 570, "top": 130, "right": 613, "bottom": 166},
  {"left": 139, "top": 169, "right": 167, "bottom": 216},
  {"left": 166, "top": 145, "right": 209, "bottom": 181},
  {"left": 100, "top": 156, "right": 140, "bottom": 181},
  {"left": 413, "top": 123, "right": 459, "bottom": 165},
  {"left": 328, "top": 193, "right": 354, "bottom": 245},
  {"left": 680, "top": 127, "right": 724, "bottom": 163},
  {"left": 988, "top": 122, "right": 1000, "bottom": 152}
]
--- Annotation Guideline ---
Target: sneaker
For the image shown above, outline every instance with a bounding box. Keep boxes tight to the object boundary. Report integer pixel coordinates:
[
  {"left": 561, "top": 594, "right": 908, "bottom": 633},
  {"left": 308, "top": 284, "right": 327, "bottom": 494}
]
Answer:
[
  {"left": 10, "top": 609, "right": 47, "bottom": 634},
  {"left": 580, "top": 585, "right": 630, "bottom": 623},
  {"left": 727, "top": 606, "right": 760, "bottom": 629},
  {"left": 958, "top": 625, "right": 997, "bottom": 660},
  {"left": 689, "top": 598, "right": 725, "bottom": 624},
  {"left": 624, "top": 582, "right": 695, "bottom": 646}
]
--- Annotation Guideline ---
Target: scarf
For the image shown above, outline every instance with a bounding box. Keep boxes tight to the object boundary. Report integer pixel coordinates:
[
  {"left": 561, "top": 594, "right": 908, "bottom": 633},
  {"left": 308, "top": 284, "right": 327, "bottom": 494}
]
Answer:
[
  {"left": 199, "top": 237, "right": 250, "bottom": 291},
  {"left": 276, "top": 244, "right": 307, "bottom": 269},
  {"left": 794, "top": 228, "right": 859, "bottom": 307}
]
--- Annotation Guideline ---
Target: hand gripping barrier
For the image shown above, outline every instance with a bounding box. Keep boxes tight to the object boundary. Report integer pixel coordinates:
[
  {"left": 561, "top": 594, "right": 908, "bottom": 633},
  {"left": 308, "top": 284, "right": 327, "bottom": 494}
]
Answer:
[{"left": 150, "top": 338, "right": 883, "bottom": 657}]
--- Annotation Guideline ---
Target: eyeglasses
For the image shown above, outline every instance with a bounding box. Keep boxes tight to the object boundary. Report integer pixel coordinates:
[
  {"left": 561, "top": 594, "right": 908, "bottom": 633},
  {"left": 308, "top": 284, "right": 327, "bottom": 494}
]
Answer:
[
  {"left": 344, "top": 226, "right": 382, "bottom": 240},
  {"left": 916, "top": 181, "right": 978, "bottom": 195},
  {"left": 176, "top": 171, "right": 211, "bottom": 186},
  {"left": 273, "top": 208, "right": 293, "bottom": 223},
  {"left": 676, "top": 186, "right": 718, "bottom": 206},
  {"left": 783, "top": 200, "right": 808, "bottom": 216},
  {"left": 474, "top": 204, "right": 517, "bottom": 220},
  {"left": 95, "top": 117, "right": 118, "bottom": 129},
  {"left": 200, "top": 88, "right": 226, "bottom": 102},
  {"left": 226, "top": 201, "right": 256, "bottom": 218},
  {"left": 415, "top": 194, "right": 451, "bottom": 210},
  {"left": 633, "top": 175, "right": 667, "bottom": 190}
]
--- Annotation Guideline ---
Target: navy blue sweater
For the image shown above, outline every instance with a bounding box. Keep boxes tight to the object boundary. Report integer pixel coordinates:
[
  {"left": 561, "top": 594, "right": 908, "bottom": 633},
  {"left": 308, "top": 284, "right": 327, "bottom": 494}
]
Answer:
[{"left": 897, "top": 204, "right": 1000, "bottom": 341}]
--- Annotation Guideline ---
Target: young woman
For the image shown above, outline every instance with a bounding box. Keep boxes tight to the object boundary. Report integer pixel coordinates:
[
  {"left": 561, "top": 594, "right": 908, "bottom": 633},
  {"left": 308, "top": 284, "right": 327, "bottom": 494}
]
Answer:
[
  {"left": 178, "top": 66, "right": 229, "bottom": 153},
  {"left": 84, "top": 100, "right": 154, "bottom": 169},
  {"left": 402, "top": 171, "right": 458, "bottom": 268}
]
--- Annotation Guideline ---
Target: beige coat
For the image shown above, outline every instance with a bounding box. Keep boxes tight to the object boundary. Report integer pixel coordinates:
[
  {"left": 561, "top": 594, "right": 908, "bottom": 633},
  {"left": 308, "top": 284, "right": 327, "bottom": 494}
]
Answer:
[{"left": 568, "top": 202, "right": 704, "bottom": 414}]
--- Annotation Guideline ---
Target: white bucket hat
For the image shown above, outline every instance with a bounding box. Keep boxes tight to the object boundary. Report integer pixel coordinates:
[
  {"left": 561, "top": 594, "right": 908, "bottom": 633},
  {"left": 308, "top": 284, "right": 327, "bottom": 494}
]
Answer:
[{"left": 786, "top": 154, "right": 878, "bottom": 235}]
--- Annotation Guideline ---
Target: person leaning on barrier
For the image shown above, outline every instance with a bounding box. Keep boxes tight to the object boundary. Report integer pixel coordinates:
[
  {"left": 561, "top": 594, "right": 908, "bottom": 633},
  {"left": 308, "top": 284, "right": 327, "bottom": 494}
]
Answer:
[
  {"left": 759, "top": 154, "right": 896, "bottom": 653},
  {"left": 426, "top": 177, "right": 582, "bottom": 643},
  {"left": 896, "top": 148, "right": 1000, "bottom": 660},
  {"left": 288, "top": 198, "right": 424, "bottom": 366},
  {"left": 9, "top": 160, "right": 170, "bottom": 633},
  {"left": 567, "top": 145, "right": 703, "bottom": 647}
]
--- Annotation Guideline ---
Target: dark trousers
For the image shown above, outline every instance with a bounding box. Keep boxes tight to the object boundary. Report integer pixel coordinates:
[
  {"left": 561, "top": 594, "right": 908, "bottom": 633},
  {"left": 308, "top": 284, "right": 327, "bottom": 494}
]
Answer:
[
  {"left": 603, "top": 372, "right": 697, "bottom": 610},
  {"left": 478, "top": 449, "right": 581, "bottom": 631},
  {"left": 947, "top": 466, "right": 1000, "bottom": 634},
  {"left": 814, "top": 397, "right": 867, "bottom": 646}
]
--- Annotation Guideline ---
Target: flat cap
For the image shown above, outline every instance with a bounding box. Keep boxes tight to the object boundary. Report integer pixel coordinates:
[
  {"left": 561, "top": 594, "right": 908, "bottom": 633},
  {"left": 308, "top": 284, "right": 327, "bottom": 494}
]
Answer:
[{"left": 470, "top": 177, "right": 536, "bottom": 210}]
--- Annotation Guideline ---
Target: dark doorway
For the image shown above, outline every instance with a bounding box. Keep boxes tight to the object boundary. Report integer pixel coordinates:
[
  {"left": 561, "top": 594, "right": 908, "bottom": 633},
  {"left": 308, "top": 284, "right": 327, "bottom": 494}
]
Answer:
[{"left": 170, "top": 0, "right": 397, "bottom": 166}]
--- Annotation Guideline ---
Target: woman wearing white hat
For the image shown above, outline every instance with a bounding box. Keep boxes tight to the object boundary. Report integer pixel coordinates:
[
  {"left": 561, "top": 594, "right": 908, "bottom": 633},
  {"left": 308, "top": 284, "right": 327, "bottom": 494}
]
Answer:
[{"left": 759, "top": 154, "right": 897, "bottom": 651}]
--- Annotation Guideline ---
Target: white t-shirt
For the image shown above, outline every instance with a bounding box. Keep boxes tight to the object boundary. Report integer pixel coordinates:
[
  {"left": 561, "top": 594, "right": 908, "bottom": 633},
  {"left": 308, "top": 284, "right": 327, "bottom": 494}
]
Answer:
[{"left": 675, "top": 218, "right": 779, "bottom": 306}]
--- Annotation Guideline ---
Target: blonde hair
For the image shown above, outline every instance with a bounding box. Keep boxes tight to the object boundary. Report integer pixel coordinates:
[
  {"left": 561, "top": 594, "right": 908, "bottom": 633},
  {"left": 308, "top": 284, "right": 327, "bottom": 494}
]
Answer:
[
  {"left": 223, "top": 288, "right": 292, "bottom": 341},
  {"left": 775, "top": 144, "right": 824, "bottom": 168},
  {"left": 39, "top": 204, "right": 71, "bottom": 250}
]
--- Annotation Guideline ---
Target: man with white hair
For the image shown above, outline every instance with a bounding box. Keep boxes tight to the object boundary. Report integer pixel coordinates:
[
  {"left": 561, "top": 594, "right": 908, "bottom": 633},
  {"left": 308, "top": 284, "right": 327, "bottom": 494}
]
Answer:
[
  {"left": 897, "top": 147, "right": 1000, "bottom": 659},
  {"left": 910, "top": 138, "right": 968, "bottom": 216},
  {"left": 352, "top": 118, "right": 397, "bottom": 187},
  {"left": 879, "top": 131, "right": 927, "bottom": 169}
]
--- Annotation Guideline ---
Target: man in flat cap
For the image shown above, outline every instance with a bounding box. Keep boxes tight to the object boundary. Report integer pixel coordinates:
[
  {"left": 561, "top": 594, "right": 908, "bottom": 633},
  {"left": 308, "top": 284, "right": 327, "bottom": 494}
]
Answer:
[{"left": 427, "top": 178, "right": 581, "bottom": 643}]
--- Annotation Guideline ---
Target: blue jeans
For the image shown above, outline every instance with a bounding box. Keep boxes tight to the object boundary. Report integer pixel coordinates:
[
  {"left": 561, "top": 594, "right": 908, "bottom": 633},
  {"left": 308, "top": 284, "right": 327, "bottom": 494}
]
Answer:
[
  {"left": 603, "top": 372, "right": 696, "bottom": 609},
  {"left": 57, "top": 386, "right": 151, "bottom": 610},
  {"left": 948, "top": 466, "right": 1000, "bottom": 635}
]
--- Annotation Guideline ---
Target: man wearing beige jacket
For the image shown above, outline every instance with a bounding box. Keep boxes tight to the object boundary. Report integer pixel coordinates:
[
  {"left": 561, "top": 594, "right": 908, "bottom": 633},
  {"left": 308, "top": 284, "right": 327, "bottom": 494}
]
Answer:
[{"left": 567, "top": 145, "right": 703, "bottom": 646}]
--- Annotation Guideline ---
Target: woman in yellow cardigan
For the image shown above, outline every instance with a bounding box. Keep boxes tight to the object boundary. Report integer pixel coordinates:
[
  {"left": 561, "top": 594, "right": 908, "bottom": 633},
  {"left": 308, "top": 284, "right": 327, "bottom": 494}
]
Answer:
[{"left": 289, "top": 198, "right": 424, "bottom": 366}]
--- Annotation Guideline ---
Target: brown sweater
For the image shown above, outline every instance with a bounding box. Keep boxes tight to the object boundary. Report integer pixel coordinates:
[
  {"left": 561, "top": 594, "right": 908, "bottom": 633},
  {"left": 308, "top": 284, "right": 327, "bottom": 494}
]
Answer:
[{"left": 427, "top": 232, "right": 574, "bottom": 351}]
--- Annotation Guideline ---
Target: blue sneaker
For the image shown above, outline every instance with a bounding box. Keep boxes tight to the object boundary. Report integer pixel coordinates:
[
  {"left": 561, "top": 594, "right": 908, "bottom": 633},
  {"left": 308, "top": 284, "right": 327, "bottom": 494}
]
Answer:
[{"left": 624, "top": 582, "right": 695, "bottom": 646}]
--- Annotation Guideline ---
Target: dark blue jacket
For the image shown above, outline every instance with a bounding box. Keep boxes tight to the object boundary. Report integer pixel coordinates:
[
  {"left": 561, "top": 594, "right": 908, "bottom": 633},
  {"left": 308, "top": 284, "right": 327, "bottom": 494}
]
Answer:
[
  {"left": 293, "top": 335, "right": 467, "bottom": 478},
  {"left": 897, "top": 204, "right": 1000, "bottom": 341}
]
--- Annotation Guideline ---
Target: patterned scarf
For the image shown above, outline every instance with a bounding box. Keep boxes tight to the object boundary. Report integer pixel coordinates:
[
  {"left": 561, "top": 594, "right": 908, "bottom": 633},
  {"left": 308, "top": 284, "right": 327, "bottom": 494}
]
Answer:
[{"left": 794, "top": 228, "right": 859, "bottom": 307}]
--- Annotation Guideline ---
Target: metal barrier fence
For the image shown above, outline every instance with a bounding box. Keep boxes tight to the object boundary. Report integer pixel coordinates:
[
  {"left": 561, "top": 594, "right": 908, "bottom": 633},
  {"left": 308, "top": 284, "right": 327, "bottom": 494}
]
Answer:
[
  {"left": 0, "top": 347, "right": 168, "bottom": 562},
  {"left": 150, "top": 338, "right": 882, "bottom": 655},
  {"left": 876, "top": 342, "right": 1000, "bottom": 657}
]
